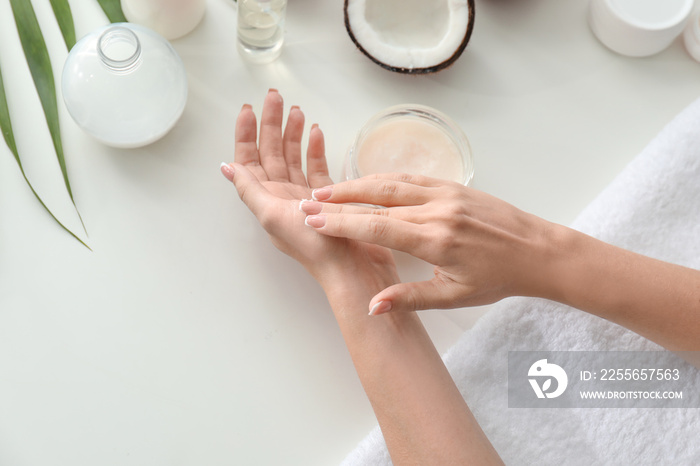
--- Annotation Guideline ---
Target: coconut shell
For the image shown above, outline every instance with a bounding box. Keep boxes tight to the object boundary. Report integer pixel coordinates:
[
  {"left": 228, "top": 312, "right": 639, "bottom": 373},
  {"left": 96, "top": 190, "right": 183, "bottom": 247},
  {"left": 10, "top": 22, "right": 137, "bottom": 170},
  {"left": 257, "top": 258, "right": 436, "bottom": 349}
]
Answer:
[{"left": 343, "top": 0, "right": 475, "bottom": 74}]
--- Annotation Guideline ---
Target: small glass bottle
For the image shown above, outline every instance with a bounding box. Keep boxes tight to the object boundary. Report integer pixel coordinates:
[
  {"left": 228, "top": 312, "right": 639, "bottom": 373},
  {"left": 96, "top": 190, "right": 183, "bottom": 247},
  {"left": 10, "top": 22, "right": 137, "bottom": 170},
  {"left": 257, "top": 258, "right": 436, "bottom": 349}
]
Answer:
[
  {"left": 62, "top": 23, "right": 188, "bottom": 148},
  {"left": 237, "top": 0, "right": 287, "bottom": 64}
]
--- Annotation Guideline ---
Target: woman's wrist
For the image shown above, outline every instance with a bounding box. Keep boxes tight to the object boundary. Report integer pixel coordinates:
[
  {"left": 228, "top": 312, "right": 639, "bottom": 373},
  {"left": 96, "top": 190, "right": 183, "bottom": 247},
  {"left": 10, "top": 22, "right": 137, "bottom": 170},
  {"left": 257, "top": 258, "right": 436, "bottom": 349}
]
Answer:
[
  {"left": 321, "top": 263, "right": 398, "bottom": 305},
  {"left": 515, "top": 220, "right": 586, "bottom": 303},
  {"left": 307, "top": 257, "right": 399, "bottom": 319},
  {"left": 534, "top": 222, "right": 666, "bottom": 311},
  {"left": 304, "top": 242, "right": 398, "bottom": 298}
]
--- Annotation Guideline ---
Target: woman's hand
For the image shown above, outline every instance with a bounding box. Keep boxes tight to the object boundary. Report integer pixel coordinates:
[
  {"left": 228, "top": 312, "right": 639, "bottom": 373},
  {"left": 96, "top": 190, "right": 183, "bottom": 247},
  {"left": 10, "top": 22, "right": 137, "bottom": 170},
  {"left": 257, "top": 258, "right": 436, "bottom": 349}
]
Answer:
[
  {"left": 221, "top": 90, "right": 397, "bottom": 291},
  {"left": 300, "top": 172, "right": 561, "bottom": 314}
]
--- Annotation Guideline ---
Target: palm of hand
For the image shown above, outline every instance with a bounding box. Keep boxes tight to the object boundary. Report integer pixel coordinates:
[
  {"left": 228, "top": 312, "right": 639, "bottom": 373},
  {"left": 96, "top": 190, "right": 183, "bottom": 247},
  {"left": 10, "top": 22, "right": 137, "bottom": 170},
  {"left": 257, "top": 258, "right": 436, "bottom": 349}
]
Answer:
[
  {"left": 227, "top": 92, "right": 396, "bottom": 278},
  {"left": 259, "top": 180, "right": 336, "bottom": 260},
  {"left": 257, "top": 168, "right": 396, "bottom": 277}
]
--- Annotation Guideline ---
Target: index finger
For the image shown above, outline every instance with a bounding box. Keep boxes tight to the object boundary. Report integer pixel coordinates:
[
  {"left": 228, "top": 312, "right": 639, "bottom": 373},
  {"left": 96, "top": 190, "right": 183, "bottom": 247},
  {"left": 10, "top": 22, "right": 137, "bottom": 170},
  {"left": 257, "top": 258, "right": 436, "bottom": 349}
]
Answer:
[
  {"left": 305, "top": 212, "right": 433, "bottom": 261},
  {"left": 312, "top": 176, "right": 435, "bottom": 207},
  {"left": 362, "top": 172, "right": 448, "bottom": 188}
]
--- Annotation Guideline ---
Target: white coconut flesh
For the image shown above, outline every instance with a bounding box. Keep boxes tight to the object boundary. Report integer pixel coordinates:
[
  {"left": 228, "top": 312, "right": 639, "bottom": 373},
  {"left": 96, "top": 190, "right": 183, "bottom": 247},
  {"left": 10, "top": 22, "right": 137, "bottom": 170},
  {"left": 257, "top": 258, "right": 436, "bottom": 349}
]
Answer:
[{"left": 346, "top": 0, "right": 471, "bottom": 71}]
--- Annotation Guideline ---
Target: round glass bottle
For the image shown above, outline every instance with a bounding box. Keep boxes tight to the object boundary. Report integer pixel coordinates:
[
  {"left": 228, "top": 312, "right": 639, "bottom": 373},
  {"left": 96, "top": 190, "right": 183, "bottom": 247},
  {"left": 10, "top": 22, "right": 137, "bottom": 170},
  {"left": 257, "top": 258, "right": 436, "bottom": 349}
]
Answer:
[{"left": 62, "top": 23, "right": 188, "bottom": 148}]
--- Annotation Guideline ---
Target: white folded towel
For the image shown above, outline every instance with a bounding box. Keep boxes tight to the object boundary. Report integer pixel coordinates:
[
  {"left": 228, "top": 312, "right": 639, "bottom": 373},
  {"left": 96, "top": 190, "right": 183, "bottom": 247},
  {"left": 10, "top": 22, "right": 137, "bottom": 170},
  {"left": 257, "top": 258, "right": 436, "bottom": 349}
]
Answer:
[{"left": 342, "top": 98, "right": 700, "bottom": 465}]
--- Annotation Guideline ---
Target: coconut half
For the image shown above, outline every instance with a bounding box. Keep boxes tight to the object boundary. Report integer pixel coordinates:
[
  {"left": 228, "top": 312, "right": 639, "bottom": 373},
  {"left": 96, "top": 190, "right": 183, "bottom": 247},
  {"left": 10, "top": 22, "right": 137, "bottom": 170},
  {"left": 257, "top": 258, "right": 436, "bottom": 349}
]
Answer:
[{"left": 344, "top": 0, "right": 475, "bottom": 74}]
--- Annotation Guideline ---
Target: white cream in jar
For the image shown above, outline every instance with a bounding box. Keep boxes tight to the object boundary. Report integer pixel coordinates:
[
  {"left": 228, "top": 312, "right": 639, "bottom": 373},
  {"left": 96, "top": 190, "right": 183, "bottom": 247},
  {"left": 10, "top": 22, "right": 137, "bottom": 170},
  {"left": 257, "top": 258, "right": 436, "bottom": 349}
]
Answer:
[{"left": 345, "top": 105, "right": 473, "bottom": 185}]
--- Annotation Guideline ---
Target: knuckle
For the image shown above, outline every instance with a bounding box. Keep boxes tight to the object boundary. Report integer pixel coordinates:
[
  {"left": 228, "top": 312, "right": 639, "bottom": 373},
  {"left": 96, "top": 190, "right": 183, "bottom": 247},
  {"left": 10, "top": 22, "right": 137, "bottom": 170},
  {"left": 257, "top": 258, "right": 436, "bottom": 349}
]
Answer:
[
  {"left": 332, "top": 213, "right": 345, "bottom": 233},
  {"left": 432, "top": 272, "right": 458, "bottom": 307},
  {"left": 445, "top": 202, "right": 467, "bottom": 222},
  {"left": 433, "top": 227, "right": 456, "bottom": 252},
  {"left": 377, "top": 181, "right": 399, "bottom": 199},
  {"left": 236, "top": 182, "right": 251, "bottom": 204},
  {"left": 370, "top": 207, "right": 390, "bottom": 217},
  {"left": 407, "top": 286, "right": 424, "bottom": 311},
  {"left": 444, "top": 205, "right": 473, "bottom": 232},
  {"left": 393, "top": 173, "right": 414, "bottom": 183},
  {"left": 286, "top": 158, "right": 302, "bottom": 170},
  {"left": 367, "top": 217, "right": 390, "bottom": 240}
]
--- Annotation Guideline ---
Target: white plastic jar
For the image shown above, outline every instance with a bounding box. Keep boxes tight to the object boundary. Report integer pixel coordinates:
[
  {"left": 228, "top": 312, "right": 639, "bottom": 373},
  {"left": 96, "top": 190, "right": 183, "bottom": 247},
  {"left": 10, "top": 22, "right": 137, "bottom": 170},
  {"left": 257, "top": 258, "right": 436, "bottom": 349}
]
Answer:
[
  {"left": 683, "top": 11, "right": 700, "bottom": 62},
  {"left": 121, "top": 0, "right": 207, "bottom": 40},
  {"left": 588, "top": 0, "right": 693, "bottom": 57}
]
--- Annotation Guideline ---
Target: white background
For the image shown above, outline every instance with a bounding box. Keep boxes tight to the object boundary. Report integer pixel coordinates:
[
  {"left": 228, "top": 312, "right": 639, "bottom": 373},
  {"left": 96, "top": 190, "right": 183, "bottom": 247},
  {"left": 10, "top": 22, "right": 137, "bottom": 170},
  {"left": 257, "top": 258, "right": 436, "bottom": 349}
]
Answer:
[{"left": 0, "top": 0, "right": 699, "bottom": 464}]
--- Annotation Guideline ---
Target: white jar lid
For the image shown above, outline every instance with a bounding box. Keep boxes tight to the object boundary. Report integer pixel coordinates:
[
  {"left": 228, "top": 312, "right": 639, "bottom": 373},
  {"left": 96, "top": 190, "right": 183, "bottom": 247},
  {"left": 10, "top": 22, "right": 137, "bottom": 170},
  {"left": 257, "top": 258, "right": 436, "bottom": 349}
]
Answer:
[{"left": 589, "top": 0, "right": 694, "bottom": 57}]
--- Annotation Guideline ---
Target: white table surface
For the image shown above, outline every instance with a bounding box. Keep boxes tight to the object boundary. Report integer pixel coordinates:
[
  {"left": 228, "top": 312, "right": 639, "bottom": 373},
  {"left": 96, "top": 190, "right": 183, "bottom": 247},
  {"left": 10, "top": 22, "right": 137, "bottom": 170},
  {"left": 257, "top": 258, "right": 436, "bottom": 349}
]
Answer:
[{"left": 1, "top": 0, "right": 699, "bottom": 464}]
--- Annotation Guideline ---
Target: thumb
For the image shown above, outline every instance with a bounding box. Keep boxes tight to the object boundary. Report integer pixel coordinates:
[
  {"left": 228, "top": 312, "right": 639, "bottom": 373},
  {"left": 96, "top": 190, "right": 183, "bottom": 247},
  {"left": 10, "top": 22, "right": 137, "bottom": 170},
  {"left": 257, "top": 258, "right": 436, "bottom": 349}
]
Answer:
[
  {"left": 225, "top": 162, "right": 273, "bottom": 219},
  {"left": 369, "top": 277, "right": 457, "bottom": 316}
]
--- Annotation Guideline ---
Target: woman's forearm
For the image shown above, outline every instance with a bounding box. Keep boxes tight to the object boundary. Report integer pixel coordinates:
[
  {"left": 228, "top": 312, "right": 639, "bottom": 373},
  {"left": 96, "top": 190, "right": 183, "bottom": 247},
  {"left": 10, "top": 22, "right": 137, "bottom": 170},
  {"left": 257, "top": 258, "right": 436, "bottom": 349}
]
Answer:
[
  {"left": 545, "top": 225, "right": 700, "bottom": 351},
  {"left": 320, "top": 266, "right": 502, "bottom": 465}
]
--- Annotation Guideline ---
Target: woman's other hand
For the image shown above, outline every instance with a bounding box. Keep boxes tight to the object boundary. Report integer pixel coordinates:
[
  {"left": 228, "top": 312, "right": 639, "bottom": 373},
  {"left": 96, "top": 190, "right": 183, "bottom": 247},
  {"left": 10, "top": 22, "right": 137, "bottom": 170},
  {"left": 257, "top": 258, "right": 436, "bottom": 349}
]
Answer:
[{"left": 300, "top": 173, "right": 560, "bottom": 315}]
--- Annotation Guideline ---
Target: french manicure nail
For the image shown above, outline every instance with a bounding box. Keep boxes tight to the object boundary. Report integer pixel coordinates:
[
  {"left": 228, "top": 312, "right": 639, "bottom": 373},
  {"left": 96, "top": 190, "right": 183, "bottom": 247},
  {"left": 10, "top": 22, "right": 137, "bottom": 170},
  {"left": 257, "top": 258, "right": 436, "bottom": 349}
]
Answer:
[
  {"left": 369, "top": 300, "right": 392, "bottom": 316},
  {"left": 220, "top": 162, "right": 235, "bottom": 181},
  {"left": 311, "top": 187, "right": 332, "bottom": 201},
  {"left": 299, "top": 200, "right": 322, "bottom": 215},
  {"left": 304, "top": 215, "right": 326, "bottom": 228}
]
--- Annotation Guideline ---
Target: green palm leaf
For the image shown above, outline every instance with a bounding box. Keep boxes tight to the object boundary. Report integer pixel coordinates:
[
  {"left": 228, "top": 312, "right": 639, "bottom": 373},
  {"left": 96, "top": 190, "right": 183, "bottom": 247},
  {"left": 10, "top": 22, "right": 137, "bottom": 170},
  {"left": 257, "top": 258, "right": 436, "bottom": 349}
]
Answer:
[
  {"left": 49, "top": 0, "right": 76, "bottom": 50},
  {"left": 10, "top": 0, "right": 87, "bottom": 235},
  {"left": 96, "top": 0, "right": 128, "bottom": 23},
  {"left": 0, "top": 62, "right": 89, "bottom": 250}
]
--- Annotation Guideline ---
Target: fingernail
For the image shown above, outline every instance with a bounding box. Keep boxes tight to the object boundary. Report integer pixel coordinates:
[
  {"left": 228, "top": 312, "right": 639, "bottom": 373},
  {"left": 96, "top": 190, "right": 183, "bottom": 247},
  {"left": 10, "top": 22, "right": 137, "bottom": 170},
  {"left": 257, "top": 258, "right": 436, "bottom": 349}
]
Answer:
[
  {"left": 369, "top": 300, "right": 392, "bottom": 316},
  {"left": 299, "top": 199, "right": 322, "bottom": 215},
  {"left": 311, "top": 123, "right": 319, "bottom": 130},
  {"left": 290, "top": 105, "right": 300, "bottom": 112},
  {"left": 241, "top": 103, "right": 252, "bottom": 111},
  {"left": 220, "top": 162, "right": 235, "bottom": 182},
  {"left": 311, "top": 186, "right": 332, "bottom": 201},
  {"left": 304, "top": 215, "right": 326, "bottom": 228},
  {"left": 268, "top": 88, "right": 278, "bottom": 93}
]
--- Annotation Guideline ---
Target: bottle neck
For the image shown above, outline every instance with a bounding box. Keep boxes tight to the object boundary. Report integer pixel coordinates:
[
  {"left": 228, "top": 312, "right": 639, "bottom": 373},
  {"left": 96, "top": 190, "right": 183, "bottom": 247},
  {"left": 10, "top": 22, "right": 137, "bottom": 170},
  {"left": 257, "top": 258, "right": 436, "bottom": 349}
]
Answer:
[{"left": 98, "top": 26, "right": 142, "bottom": 73}]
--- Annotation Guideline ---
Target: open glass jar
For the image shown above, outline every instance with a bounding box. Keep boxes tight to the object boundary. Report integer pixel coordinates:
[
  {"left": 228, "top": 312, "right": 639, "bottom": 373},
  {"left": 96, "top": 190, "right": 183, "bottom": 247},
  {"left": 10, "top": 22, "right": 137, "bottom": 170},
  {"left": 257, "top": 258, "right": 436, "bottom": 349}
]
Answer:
[{"left": 344, "top": 104, "right": 474, "bottom": 185}]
